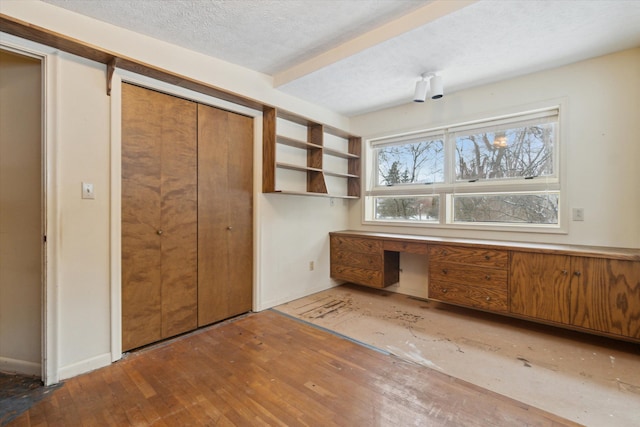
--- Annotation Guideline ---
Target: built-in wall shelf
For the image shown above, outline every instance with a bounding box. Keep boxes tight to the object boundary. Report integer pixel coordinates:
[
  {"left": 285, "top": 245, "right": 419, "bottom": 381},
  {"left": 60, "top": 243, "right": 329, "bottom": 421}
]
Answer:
[
  {"left": 262, "top": 106, "right": 361, "bottom": 198},
  {"left": 277, "top": 135, "right": 322, "bottom": 150},
  {"left": 269, "top": 191, "right": 359, "bottom": 199},
  {"left": 324, "top": 170, "right": 359, "bottom": 179},
  {"left": 323, "top": 147, "right": 360, "bottom": 159},
  {"left": 276, "top": 162, "right": 323, "bottom": 173}
]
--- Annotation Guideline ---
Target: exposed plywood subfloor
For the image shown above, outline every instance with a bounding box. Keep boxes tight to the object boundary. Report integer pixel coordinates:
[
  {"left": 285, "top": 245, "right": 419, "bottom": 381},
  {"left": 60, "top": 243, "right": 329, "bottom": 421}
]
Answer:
[{"left": 275, "top": 284, "right": 640, "bottom": 427}]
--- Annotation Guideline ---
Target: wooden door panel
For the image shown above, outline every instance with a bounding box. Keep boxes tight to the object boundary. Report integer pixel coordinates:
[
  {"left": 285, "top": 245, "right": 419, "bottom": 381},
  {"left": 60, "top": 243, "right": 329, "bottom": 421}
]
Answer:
[
  {"left": 225, "top": 112, "right": 254, "bottom": 317},
  {"left": 122, "top": 84, "right": 198, "bottom": 349},
  {"left": 571, "top": 258, "right": 640, "bottom": 339},
  {"left": 197, "top": 105, "right": 253, "bottom": 326},
  {"left": 198, "top": 105, "right": 231, "bottom": 326},
  {"left": 160, "top": 96, "right": 198, "bottom": 338},
  {"left": 121, "top": 83, "right": 163, "bottom": 351},
  {"left": 510, "top": 252, "right": 571, "bottom": 324}
]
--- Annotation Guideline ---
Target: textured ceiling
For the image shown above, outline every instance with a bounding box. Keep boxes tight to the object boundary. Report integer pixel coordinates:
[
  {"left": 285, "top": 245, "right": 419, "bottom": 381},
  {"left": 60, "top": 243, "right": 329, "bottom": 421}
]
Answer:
[{"left": 40, "top": 0, "right": 640, "bottom": 117}]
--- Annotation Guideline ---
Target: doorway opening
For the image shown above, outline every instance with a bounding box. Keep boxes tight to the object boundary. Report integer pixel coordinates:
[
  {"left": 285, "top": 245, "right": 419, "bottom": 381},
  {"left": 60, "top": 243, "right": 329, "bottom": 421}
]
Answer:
[{"left": 0, "top": 48, "right": 44, "bottom": 380}]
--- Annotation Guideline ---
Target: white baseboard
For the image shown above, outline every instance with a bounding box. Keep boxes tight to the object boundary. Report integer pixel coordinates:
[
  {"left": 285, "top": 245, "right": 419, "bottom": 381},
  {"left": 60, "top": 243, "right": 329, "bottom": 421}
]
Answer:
[
  {"left": 57, "top": 352, "right": 112, "bottom": 381},
  {"left": 0, "top": 356, "right": 41, "bottom": 376}
]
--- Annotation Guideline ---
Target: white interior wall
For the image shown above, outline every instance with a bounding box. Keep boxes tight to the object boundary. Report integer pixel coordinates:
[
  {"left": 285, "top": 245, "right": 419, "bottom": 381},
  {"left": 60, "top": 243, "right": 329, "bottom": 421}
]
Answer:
[
  {"left": 258, "top": 195, "right": 350, "bottom": 309},
  {"left": 0, "top": 49, "right": 42, "bottom": 375},
  {"left": 350, "top": 48, "right": 640, "bottom": 297},
  {"left": 55, "top": 52, "right": 112, "bottom": 378}
]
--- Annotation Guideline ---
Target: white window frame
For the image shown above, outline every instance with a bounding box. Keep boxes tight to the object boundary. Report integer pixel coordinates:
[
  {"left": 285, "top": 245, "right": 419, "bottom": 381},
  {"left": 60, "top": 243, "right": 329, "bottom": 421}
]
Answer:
[{"left": 363, "top": 106, "right": 566, "bottom": 233}]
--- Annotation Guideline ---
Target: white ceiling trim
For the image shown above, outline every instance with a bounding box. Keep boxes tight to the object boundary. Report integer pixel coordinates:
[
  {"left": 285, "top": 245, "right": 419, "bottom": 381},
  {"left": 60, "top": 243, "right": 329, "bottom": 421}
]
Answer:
[{"left": 273, "top": 0, "right": 477, "bottom": 87}]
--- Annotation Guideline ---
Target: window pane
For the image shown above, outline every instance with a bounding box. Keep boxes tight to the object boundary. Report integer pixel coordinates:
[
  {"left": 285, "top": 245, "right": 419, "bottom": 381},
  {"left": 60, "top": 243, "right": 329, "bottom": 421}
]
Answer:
[
  {"left": 377, "top": 139, "right": 444, "bottom": 186},
  {"left": 453, "top": 193, "right": 559, "bottom": 224},
  {"left": 455, "top": 122, "right": 555, "bottom": 181},
  {"left": 375, "top": 196, "right": 439, "bottom": 221}
]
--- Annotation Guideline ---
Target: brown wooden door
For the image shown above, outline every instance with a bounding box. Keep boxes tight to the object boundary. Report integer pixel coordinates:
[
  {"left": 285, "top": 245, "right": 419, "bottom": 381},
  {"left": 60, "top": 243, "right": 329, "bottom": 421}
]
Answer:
[
  {"left": 510, "top": 252, "right": 572, "bottom": 324},
  {"left": 197, "top": 104, "right": 253, "bottom": 326},
  {"left": 570, "top": 257, "right": 640, "bottom": 339},
  {"left": 122, "top": 83, "right": 198, "bottom": 351}
]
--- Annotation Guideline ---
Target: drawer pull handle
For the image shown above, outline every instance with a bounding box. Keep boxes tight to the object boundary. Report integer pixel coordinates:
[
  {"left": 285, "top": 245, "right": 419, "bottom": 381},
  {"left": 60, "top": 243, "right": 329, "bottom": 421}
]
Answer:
[
  {"left": 486, "top": 296, "right": 491, "bottom": 302},
  {"left": 157, "top": 230, "right": 163, "bottom": 235},
  {"left": 485, "top": 275, "right": 491, "bottom": 280},
  {"left": 440, "top": 250, "right": 447, "bottom": 256},
  {"left": 574, "top": 271, "right": 582, "bottom": 277},
  {"left": 562, "top": 270, "right": 568, "bottom": 275},
  {"left": 441, "top": 288, "right": 448, "bottom": 294},
  {"left": 485, "top": 255, "right": 491, "bottom": 260},
  {"left": 442, "top": 269, "right": 448, "bottom": 274}
]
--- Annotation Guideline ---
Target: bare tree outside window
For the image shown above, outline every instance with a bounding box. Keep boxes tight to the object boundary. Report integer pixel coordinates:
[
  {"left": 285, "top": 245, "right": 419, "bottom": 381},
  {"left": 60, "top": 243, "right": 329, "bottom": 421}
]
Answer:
[
  {"left": 375, "top": 196, "right": 439, "bottom": 221},
  {"left": 377, "top": 139, "right": 444, "bottom": 185},
  {"left": 454, "top": 193, "right": 558, "bottom": 224},
  {"left": 456, "top": 123, "right": 554, "bottom": 181},
  {"left": 375, "top": 139, "right": 443, "bottom": 221}
]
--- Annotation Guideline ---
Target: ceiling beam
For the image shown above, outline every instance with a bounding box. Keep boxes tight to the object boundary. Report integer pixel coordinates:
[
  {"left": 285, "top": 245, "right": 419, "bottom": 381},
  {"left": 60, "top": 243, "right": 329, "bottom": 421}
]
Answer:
[{"left": 273, "top": 0, "right": 477, "bottom": 87}]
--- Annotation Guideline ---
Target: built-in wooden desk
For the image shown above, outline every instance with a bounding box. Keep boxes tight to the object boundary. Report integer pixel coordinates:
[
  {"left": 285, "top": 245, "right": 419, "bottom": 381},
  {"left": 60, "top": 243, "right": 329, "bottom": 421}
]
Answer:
[{"left": 330, "top": 230, "right": 640, "bottom": 343}]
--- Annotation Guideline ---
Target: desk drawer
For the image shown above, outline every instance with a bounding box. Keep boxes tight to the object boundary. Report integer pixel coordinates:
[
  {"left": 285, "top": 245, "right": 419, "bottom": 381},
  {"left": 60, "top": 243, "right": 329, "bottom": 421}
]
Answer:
[
  {"left": 429, "top": 281, "right": 508, "bottom": 312},
  {"left": 429, "top": 245, "right": 508, "bottom": 268},
  {"left": 383, "top": 240, "right": 429, "bottom": 254},
  {"left": 331, "top": 265, "right": 383, "bottom": 288},
  {"left": 429, "top": 262, "right": 507, "bottom": 288},
  {"left": 332, "top": 250, "right": 382, "bottom": 270},
  {"left": 331, "top": 236, "right": 382, "bottom": 254}
]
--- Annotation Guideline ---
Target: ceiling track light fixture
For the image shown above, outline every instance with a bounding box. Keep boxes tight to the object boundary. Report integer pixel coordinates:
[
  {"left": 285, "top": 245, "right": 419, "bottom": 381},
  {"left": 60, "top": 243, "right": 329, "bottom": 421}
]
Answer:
[{"left": 413, "top": 72, "right": 444, "bottom": 102}]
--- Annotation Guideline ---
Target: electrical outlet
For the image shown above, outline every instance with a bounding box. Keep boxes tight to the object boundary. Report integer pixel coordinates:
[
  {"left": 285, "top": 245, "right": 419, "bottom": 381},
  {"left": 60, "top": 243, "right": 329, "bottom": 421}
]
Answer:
[
  {"left": 572, "top": 208, "right": 584, "bottom": 221},
  {"left": 309, "top": 261, "right": 314, "bottom": 271}
]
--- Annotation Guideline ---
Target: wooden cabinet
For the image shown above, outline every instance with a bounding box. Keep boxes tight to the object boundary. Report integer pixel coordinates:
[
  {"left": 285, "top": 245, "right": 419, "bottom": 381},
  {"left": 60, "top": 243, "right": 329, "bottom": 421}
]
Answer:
[
  {"left": 511, "top": 253, "right": 640, "bottom": 339},
  {"left": 428, "top": 245, "right": 509, "bottom": 313},
  {"left": 197, "top": 105, "right": 253, "bottom": 327},
  {"left": 330, "top": 235, "right": 399, "bottom": 288},
  {"left": 121, "top": 83, "right": 198, "bottom": 351},
  {"left": 263, "top": 107, "right": 361, "bottom": 198},
  {"left": 329, "top": 231, "right": 640, "bottom": 342}
]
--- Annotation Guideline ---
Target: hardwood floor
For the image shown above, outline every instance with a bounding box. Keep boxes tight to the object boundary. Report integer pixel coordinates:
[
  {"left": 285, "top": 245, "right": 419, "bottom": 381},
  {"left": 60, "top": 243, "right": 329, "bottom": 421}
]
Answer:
[{"left": 6, "top": 310, "right": 579, "bottom": 426}]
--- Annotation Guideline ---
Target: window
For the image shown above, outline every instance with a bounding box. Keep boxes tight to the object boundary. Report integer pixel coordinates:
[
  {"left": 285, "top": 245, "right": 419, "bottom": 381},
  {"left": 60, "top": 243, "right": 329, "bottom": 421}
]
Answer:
[{"left": 367, "top": 108, "right": 560, "bottom": 228}]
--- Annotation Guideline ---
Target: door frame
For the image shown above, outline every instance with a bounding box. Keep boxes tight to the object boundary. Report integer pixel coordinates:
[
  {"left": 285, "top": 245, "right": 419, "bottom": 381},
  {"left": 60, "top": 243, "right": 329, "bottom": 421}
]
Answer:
[
  {"left": 1, "top": 35, "right": 59, "bottom": 385},
  {"left": 110, "top": 70, "right": 262, "bottom": 361}
]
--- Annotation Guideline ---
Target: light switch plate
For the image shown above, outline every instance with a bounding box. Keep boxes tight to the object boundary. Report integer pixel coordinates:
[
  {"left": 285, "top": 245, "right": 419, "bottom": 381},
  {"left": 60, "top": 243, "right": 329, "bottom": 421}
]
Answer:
[{"left": 82, "top": 182, "right": 95, "bottom": 199}]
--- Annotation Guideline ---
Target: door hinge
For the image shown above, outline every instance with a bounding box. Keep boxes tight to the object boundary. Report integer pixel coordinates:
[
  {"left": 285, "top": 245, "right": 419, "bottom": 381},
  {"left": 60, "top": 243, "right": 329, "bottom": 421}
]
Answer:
[{"left": 43, "top": 235, "right": 47, "bottom": 243}]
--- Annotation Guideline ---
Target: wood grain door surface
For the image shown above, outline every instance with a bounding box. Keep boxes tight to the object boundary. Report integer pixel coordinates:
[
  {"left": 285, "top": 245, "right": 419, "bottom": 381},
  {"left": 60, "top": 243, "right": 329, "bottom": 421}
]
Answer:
[
  {"left": 198, "top": 104, "right": 253, "bottom": 327},
  {"left": 570, "top": 257, "right": 640, "bottom": 339},
  {"left": 121, "top": 83, "right": 198, "bottom": 351},
  {"left": 510, "top": 252, "right": 572, "bottom": 324}
]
